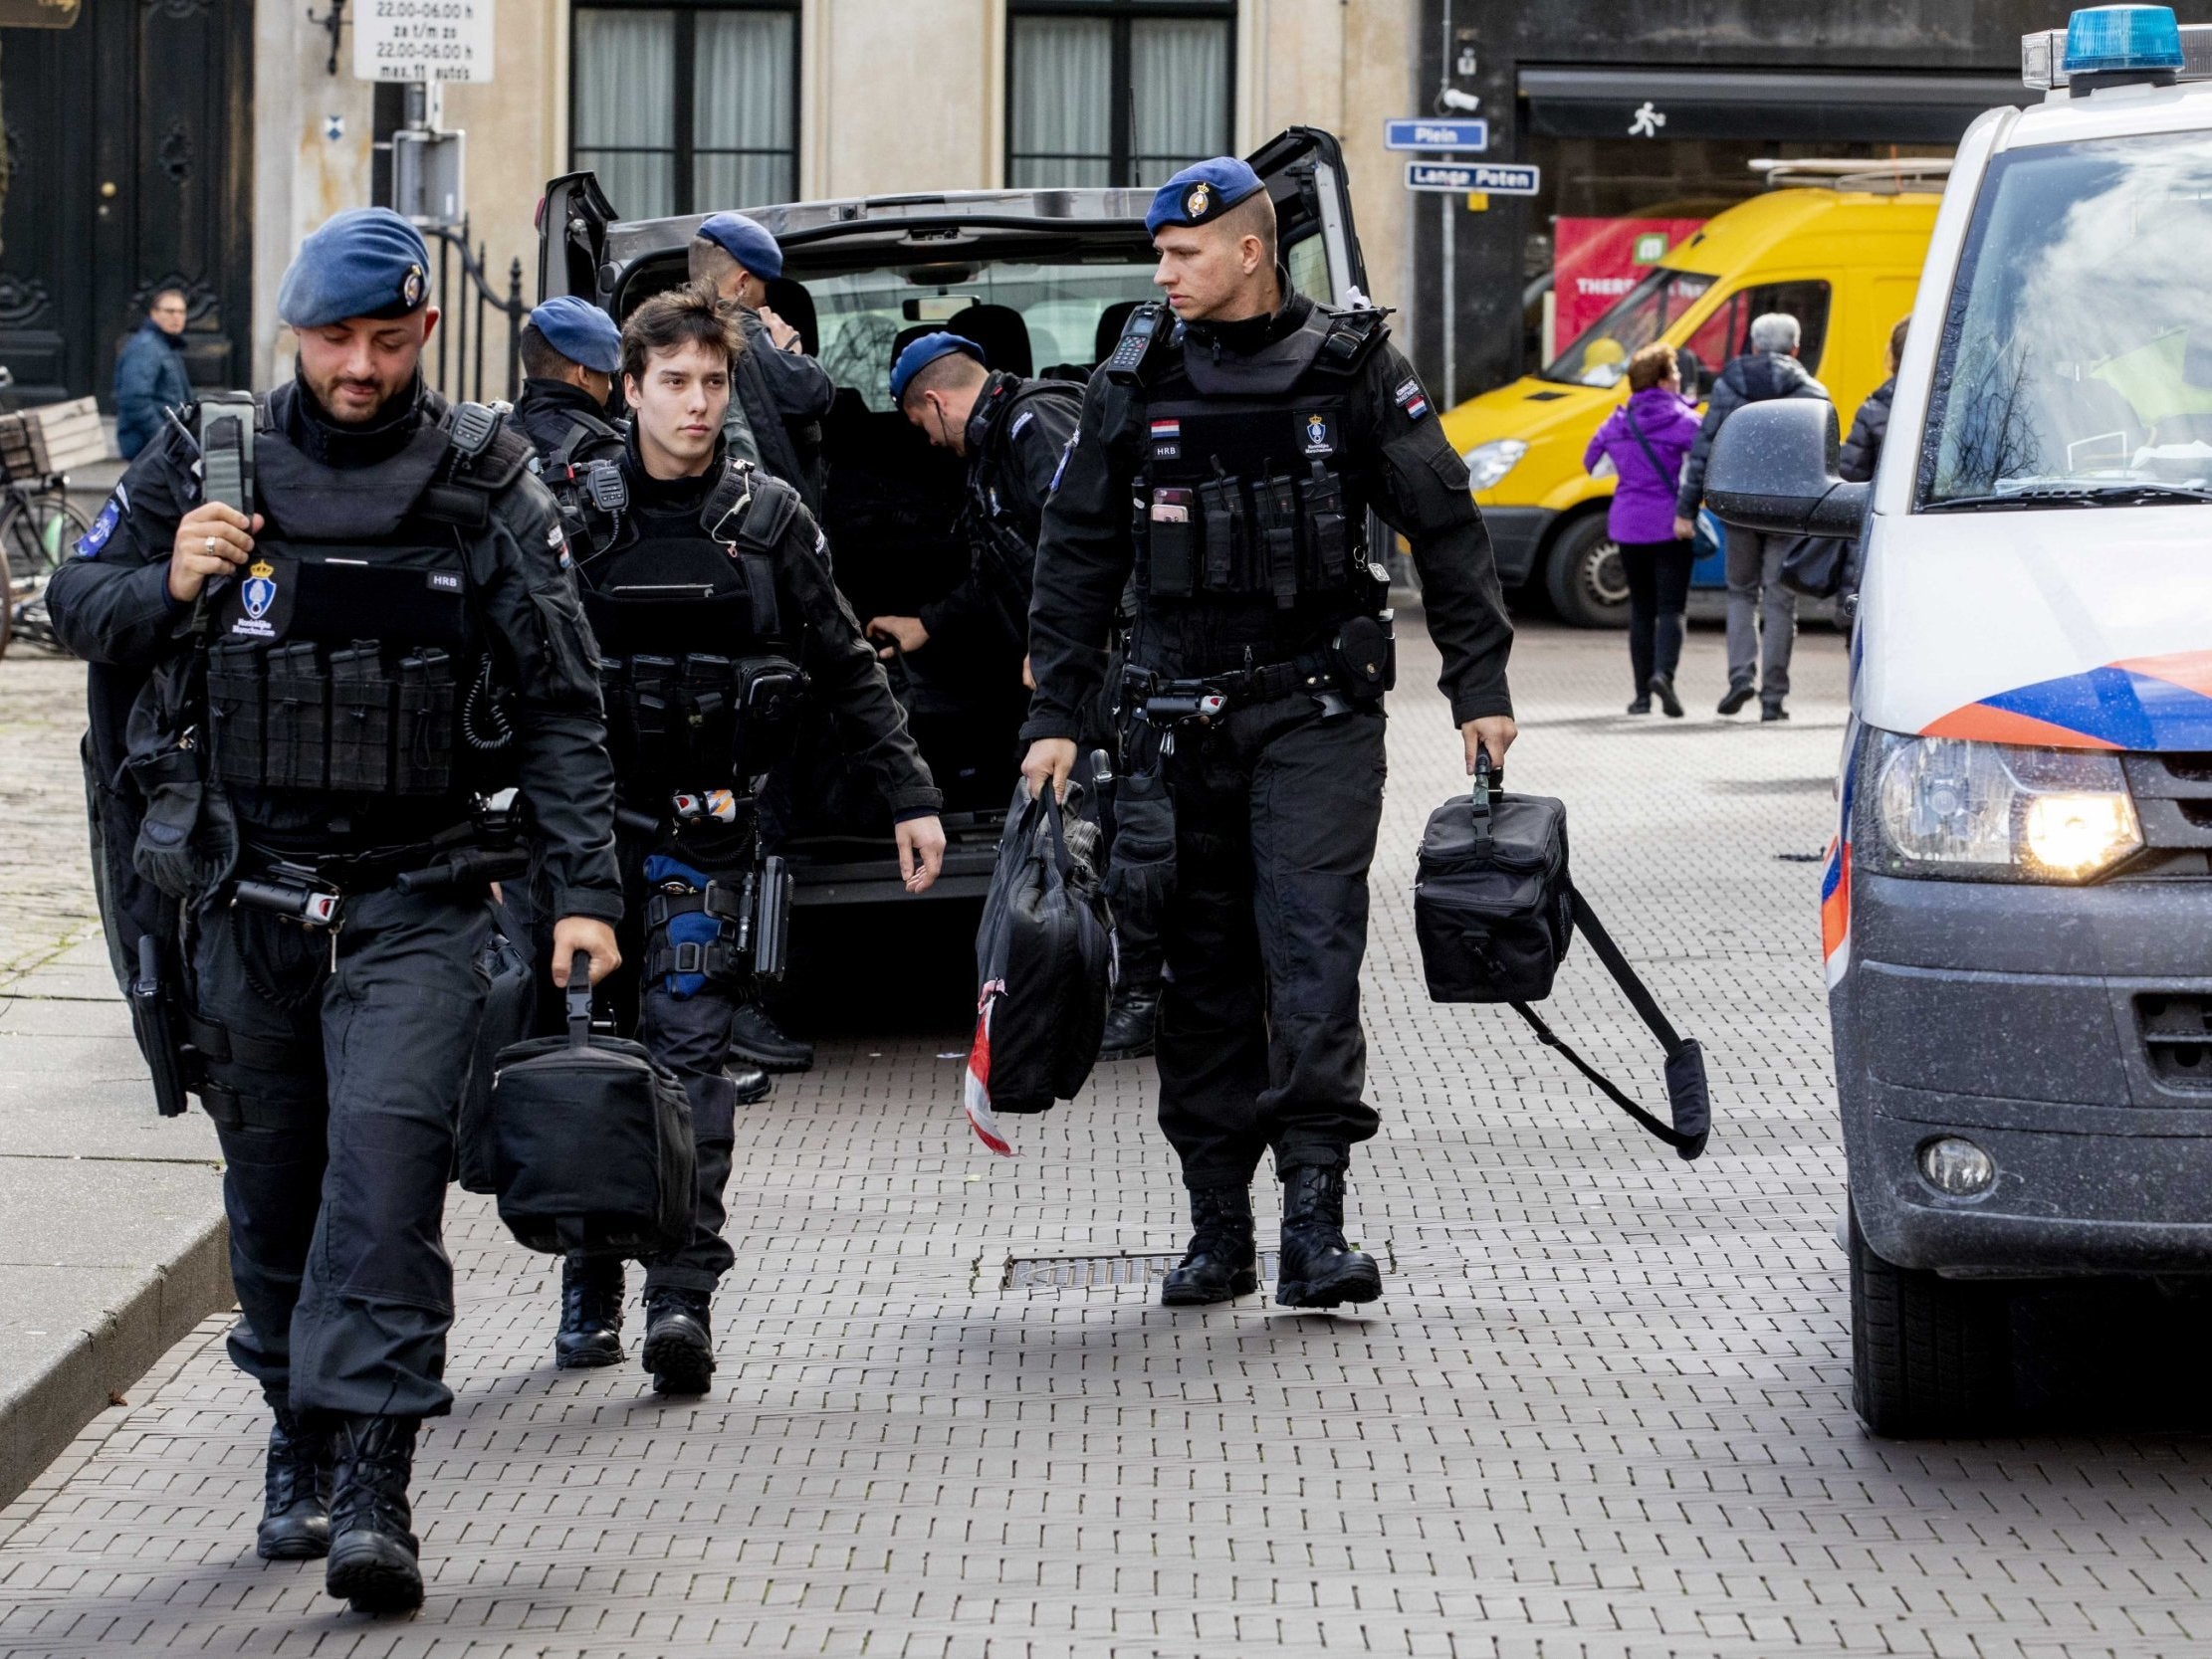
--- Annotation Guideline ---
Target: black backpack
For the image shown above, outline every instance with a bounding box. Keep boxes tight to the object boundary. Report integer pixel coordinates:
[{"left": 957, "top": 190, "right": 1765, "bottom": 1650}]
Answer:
[
  {"left": 1414, "top": 761, "right": 1711, "bottom": 1159},
  {"left": 964, "top": 781, "right": 1113, "bottom": 1150},
  {"left": 489, "top": 952, "right": 697, "bottom": 1253}
]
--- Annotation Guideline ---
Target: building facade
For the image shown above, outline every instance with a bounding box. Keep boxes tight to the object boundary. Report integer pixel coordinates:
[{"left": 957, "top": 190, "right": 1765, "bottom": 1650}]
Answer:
[
  {"left": 1413, "top": 0, "right": 2212, "bottom": 404},
  {"left": 0, "top": 0, "right": 1420, "bottom": 405},
  {"left": 6, "top": 1, "right": 2203, "bottom": 413}
]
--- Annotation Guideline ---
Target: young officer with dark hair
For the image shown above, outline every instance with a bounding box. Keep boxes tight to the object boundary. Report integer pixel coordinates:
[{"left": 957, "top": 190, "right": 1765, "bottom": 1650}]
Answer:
[
  {"left": 687, "top": 213, "right": 838, "bottom": 1072},
  {"left": 46, "top": 208, "right": 623, "bottom": 1615},
  {"left": 542, "top": 280, "right": 945, "bottom": 1394},
  {"left": 511, "top": 295, "right": 627, "bottom": 474},
  {"left": 1021, "top": 160, "right": 1517, "bottom": 1311}
]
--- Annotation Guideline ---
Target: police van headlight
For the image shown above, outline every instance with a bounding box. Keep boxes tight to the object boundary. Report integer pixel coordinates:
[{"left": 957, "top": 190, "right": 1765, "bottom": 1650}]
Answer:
[
  {"left": 1462, "top": 439, "right": 1527, "bottom": 493},
  {"left": 1869, "top": 732, "right": 2141, "bottom": 883}
]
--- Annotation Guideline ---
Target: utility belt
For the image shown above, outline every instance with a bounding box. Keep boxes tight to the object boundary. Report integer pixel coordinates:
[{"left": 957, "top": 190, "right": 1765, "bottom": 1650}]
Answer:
[
  {"left": 206, "top": 638, "right": 507, "bottom": 797},
  {"left": 127, "top": 818, "right": 526, "bottom": 1125},
  {"left": 1141, "top": 460, "right": 1382, "bottom": 608},
  {"left": 1118, "top": 613, "right": 1397, "bottom": 732},
  {"left": 600, "top": 651, "right": 806, "bottom": 794},
  {"left": 641, "top": 856, "right": 795, "bottom": 986},
  {"left": 226, "top": 817, "right": 529, "bottom": 933}
]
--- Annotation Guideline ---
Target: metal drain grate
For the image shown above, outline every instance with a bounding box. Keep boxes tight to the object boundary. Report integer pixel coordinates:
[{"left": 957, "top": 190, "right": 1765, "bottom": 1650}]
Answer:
[{"left": 1002, "top": 1250, "right": 1287, "bottom": 1290}]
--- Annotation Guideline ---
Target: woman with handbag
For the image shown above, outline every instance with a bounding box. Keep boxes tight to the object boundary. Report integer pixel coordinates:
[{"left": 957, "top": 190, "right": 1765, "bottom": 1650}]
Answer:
[{"left": 1583, "top": 343, "right": 1703, "bottom": 717}]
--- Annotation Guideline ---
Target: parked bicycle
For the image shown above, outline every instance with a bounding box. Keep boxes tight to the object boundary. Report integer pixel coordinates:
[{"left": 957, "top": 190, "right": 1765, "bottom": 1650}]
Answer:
[{"left": 0, "top": 369, "right": 95, "bottom": 660}]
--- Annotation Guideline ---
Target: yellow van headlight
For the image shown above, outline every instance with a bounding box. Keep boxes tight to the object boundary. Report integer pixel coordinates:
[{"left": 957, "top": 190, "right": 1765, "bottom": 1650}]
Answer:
[
  {"left": 1462, "top": 439, "right": 1527, "bottom": 493},
  {"left": 1869, "top": 733, "right": 2141, "bottom": 883}
]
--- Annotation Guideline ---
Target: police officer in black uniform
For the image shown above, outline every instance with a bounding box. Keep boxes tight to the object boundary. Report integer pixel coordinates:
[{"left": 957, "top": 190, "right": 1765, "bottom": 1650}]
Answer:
[
  {"left": 689, "top": 212, "right": 835, "bottom": 515},
  {"left": 873, "top": 332, "right": 1164, "bottom": 1058},
  {"left": 1020, "top": 159, "right": 1517, "bottom": 1311},
  {"left": 512, "top": 295, "right": 626, "bottom": 474},
  {"left": 48, "top": 208, "right": 623, "bottom": 1614},
  {"left": 544, "top": 281, "right": 945, "bottom": 1393},
  {"left": 870, "top": 330, "right": 1077, "bottom": 680}
]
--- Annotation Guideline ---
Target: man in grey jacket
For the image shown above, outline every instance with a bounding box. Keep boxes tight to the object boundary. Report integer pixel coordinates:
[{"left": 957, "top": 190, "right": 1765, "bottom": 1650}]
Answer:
[{"left": 1672, "top": 311, "right": 1828, "bottom": 721}]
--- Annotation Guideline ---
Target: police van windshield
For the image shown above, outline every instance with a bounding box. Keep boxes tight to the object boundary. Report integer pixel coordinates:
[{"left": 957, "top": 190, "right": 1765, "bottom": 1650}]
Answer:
[
  {"left": 1540, "top": 267, "right": 1714, "bottom": 388},
  {"left": 806, "top": 257, "right": 1159, "bottom": 411},
  {"left": 1922, "top": 132, "right": 2212, "bottom": 509}
]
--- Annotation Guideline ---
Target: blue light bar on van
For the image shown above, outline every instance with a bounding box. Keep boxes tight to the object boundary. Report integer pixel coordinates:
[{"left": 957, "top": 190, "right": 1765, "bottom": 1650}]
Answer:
[
  {"left": 2025, "top": 8, "right": 2210, "bottom": 88},
  {"left": 2065, "top": 6, "right": 2183, "bottom": 73}
]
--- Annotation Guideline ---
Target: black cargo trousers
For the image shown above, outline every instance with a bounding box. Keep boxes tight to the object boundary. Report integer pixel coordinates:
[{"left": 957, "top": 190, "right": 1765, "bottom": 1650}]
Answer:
[
  {"left": 1156, "top": 694, "right": 1388, "bottom": 1186},
  {"left": 189, "top": 885, "right": 491, "bottom": 1419}
]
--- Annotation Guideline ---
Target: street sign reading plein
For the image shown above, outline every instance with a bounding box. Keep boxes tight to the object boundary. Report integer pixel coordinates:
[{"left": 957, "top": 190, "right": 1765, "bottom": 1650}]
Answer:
[
  {"left": 354, "top": 0, "right": 496, "bottom": 84},
  {"left": 1406, "top": 161, "right": 1540, "bottom": 196},
  {"left": 1384, "top": 118, "right": 1490, "bottom": 153}
]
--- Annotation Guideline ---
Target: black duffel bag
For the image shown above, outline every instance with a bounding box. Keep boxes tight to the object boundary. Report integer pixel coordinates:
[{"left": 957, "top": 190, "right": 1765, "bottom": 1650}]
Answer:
[
  {"left": 1777, "top": 534, "right": 1849, "bottom": 599},
  {"left": 1414, "top": 758, "right": 1711, "bottom": 1160},
  {"left": 489, "top": 951, "right": 696, "bottom": 1254},
  {"left": 964, "top": 779, "right": 1113, "bottom": 1151},
  {"left": 454, "top": 910, "right": 536, "bottom": 1194}
]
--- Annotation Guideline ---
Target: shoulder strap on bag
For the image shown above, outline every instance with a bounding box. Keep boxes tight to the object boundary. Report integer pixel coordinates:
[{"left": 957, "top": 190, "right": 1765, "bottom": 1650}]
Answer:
[
  {"left": 1620, "top": 405, "right": 1681, "bottom": 495},
  {"left": 1504, "top": 885, "right": 1711, "bottom": 1160}
]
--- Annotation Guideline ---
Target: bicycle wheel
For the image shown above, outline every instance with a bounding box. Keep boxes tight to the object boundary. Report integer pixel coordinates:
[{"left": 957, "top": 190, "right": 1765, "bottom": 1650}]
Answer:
[{"left": 0, "top": 487, "right": 92, "bottom": 581}]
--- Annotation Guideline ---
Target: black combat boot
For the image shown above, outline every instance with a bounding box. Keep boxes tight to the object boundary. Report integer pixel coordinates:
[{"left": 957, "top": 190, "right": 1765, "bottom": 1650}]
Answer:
[
  {"left": 1098, "top": 986, "right": 1160, "bottom": 1061},
  {"left": 641, "top": 1289, "right": 716, "bottom": 1394},
  {"left": 554, "top": 1253, "right": 625, "bottom": 1369},
  {"left": 324, "top": 1414, "right": 422, "bottom": 1614},
  {"left": 1274, "top": 1161, "right": 1383, "bottom": 1310},
  {"left": 1160, "top": 1183, "right": 1257, "bottom": 1306},
  {"left": 728, "top": 1002, "right": 814, "bottom": 1073},
  {"left": 255, "top": 1400, "right": 332, "bottom": 1561}
]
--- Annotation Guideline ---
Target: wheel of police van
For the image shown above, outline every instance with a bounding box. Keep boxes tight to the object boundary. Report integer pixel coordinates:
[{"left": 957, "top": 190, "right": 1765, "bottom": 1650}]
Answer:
[
  {"left": 1848, "top": 1201, "right": 2013, "bottom": 1437},
  {"left": 1542, "top": 512, "right": 1631, "bottom": 629}
]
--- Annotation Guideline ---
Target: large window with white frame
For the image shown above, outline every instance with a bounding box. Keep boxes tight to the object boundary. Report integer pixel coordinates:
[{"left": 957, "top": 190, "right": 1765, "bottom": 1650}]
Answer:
[
  {"left": 1007, "top": 1, "right": 1235, "bottom": 189},
  {"left": 570, "top": 1, "right": 799, "bottom": 219}
]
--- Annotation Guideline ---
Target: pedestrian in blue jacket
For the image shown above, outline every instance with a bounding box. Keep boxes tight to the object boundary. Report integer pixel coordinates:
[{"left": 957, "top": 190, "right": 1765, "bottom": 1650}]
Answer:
[
  {"left": 1585, "top": 343, "right": 1702, "bottom": 716},
  {"left": 111, "top": 290, "right": 191, "bottom": 459}
]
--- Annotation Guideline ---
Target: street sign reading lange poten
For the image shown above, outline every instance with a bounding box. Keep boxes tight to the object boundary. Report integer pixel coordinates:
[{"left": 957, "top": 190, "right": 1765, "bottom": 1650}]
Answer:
[{"left": 1405, "top": 161, "right": 1541, "bottom": 196}]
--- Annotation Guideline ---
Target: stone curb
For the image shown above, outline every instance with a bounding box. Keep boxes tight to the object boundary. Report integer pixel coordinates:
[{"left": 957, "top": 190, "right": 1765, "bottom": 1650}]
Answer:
[{"left": 0, "top": 1212, "right": 231, "bottom": 1510}]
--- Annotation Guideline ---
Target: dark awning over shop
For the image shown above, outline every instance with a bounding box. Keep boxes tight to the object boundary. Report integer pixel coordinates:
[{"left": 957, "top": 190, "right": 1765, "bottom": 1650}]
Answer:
[{"left": 1519, "top": 68, "right": 2036, "bottom": 143}]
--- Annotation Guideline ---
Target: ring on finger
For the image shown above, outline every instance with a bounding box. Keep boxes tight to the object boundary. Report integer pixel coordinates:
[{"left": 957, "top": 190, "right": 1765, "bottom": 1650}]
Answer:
[{"left": 204, "top": 536, "right": 218, "bottom": 558}]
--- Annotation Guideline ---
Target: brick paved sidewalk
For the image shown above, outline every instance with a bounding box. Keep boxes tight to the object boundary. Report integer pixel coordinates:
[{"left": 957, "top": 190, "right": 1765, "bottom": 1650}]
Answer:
[{"left": 6, "top": 618, "right": 2212, "bottom": 1658}]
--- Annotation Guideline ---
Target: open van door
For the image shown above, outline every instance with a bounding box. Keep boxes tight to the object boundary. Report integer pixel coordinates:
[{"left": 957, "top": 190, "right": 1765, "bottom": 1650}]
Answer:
[
  {"left": 538, "top": 171, "right": 618, "bottom": 305},
  {"left": 1247, "top": 127, "right": 1371, "bottom": 309}
]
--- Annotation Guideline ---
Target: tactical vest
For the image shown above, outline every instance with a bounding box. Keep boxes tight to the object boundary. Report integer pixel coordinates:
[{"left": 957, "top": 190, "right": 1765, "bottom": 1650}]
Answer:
[
  {"left": 1124, "top": 302, "right": 1389, "bottom": 612},
  {"left": 567, "top": 456, "right": 809, "bottom": 795},
  {"left": 199, "top": 399, "right": 525, "bottom": 806}
]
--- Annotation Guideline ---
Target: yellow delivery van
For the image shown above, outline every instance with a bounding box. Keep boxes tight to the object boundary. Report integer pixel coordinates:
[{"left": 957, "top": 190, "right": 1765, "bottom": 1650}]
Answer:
[{"left": 1444, "top": 166, "right": 1942, "bottom": 624}]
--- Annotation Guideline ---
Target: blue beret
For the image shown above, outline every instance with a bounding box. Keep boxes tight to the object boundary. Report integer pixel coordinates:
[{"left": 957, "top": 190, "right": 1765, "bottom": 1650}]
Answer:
[
  {"left": 527, "top": 296, "right": 622, "bottom": 376},
  {"left": 889, "top": 331, "right": 987, "bottom": 404},
  {"left": 1145, "top": 158, "right": 1267, "bottom": 237},
  {"left": 697, "top": 212, "right": 783, "bottom": 281},
  {"left": 278, "top": 207, "right": 432, "bottom": 330}
]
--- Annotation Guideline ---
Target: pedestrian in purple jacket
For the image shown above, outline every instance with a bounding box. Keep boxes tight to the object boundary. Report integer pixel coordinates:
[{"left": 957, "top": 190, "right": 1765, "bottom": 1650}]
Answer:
[{"left": 1584, "top": 343, "right": 1702, "bottom": 716}]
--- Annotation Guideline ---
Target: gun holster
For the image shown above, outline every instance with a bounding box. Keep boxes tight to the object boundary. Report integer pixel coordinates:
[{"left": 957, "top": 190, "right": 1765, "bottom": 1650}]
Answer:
[{"left": 127, "top": 934, "right": 200, "bottom": 1119}]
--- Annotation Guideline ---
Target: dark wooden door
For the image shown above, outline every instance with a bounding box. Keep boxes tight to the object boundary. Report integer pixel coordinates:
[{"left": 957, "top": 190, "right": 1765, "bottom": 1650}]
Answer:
[{"left": 0, "top": 0, "right": 252, "bottom": 407}]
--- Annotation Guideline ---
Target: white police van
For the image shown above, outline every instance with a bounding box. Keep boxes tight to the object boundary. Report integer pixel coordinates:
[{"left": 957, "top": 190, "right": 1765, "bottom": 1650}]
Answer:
[
  {"left": 1709, "top": 6, "right": 2212, "bottom": 1434},
  {"left": 536, "top": 131, "right": 1368, "bottom": 928}
]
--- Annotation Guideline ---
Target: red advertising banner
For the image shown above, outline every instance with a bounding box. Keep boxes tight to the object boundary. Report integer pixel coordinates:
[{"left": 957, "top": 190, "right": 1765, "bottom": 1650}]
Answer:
[{"left": 1552, "top": 217, "right": 1708, "bottom": 349}]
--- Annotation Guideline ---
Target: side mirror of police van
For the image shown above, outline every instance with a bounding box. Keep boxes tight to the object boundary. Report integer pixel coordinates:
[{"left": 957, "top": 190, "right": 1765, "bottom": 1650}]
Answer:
[{"left": 1704, "top": 397, "right": 1869, "bottom": 538}]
